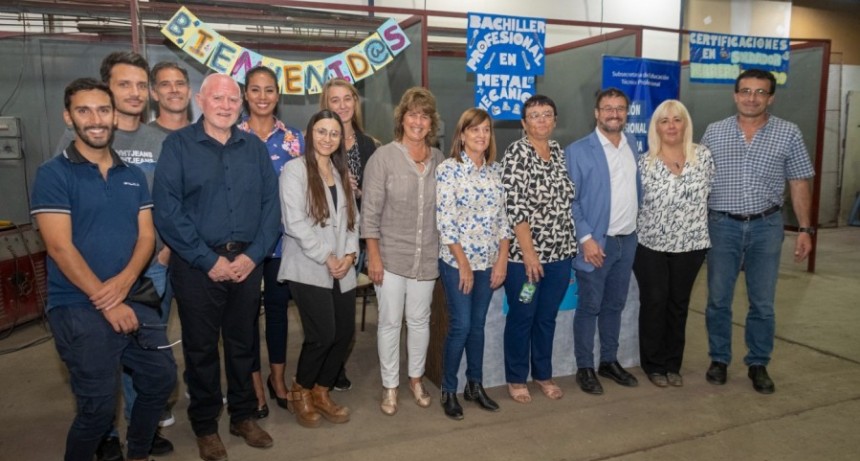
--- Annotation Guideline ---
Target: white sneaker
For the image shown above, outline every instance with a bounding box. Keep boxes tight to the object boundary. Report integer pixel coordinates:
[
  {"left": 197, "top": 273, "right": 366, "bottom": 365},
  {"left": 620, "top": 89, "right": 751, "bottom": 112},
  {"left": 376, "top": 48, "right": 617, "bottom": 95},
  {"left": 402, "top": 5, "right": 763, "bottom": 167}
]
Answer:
[{"left": 158, "top": 410, "right": 176, "bottom": 427}]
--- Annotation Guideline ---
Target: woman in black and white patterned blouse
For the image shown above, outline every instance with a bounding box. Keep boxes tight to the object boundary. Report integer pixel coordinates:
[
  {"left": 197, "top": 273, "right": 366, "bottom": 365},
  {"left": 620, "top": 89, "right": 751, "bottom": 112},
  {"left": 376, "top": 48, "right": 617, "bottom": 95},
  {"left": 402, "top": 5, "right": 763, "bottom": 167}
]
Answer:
[
  {"left": 500, "top": 95, "right": 577, "bottom": 404},
  {"left": 633, "top": 99, "right": 714, "bottom": 388}
]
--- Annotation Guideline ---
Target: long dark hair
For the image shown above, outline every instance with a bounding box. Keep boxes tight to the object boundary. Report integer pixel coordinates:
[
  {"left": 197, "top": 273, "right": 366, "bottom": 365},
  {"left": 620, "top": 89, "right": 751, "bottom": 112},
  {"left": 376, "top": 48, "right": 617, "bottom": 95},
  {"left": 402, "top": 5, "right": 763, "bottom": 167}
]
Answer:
[{"left": 303, "top": 110, "right": 357, "bottom": 231}]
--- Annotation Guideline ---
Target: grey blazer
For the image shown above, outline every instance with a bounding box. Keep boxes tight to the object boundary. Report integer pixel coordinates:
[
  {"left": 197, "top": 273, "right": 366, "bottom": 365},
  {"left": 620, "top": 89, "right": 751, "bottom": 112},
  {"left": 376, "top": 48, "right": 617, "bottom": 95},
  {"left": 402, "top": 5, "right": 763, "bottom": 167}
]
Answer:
[{"left": 277, "top": 157, "right": 359, "bottom": 291}]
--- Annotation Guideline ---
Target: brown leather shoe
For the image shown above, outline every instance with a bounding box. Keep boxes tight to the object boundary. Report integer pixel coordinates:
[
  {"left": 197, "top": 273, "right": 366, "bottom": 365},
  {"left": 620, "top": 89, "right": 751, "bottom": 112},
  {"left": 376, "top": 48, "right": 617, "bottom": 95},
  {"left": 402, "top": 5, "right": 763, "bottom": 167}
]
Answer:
[
  {"left": 229, "top": 418, "right": 273, "bottom": 449},
  {"left": 196, "top": 433, "right": 228, "bottom": 461},
  {"left": 311, "top": 384, "right": 350, "bottom": 423},
  {"left": 287, "top": 379, "right": 322, "bottom": 428}
]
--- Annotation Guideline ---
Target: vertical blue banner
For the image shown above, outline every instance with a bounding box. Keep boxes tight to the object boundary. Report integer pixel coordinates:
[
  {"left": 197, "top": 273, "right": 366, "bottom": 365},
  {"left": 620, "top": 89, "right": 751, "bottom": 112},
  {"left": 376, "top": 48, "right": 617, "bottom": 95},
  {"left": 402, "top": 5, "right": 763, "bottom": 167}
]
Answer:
[
  {"left": 466, "top": 12, "right": 546, "bottom": 75},
  {"left": 601, "top": 56, "right": 681, "bottom": 154},
  {"left": 467, "top": 12, "right": 545, "bottom": 121}
]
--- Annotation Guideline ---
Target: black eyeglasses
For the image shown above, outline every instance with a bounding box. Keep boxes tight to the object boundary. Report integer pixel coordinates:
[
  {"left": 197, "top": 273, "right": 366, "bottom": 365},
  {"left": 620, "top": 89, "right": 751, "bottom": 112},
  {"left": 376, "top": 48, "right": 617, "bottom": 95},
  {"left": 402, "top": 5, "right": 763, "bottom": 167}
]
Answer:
[{"left": 130, "top": 323, "right": 182, "bottom": 351}]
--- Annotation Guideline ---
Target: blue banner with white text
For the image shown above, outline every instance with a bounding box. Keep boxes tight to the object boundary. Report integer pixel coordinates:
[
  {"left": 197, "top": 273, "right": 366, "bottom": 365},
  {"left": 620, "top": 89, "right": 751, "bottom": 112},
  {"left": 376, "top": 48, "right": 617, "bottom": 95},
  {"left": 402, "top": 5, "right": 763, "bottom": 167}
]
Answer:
[
  {"left": 475, "top": 74, "right": 536, "bottom": 120},
  {"left": 466, "top": 12, "right": 546, "bottom": 75},
  {"left": 602, "top": 56, "right": 680, "bottom": 154},
  {"left": 689, "top": 31, "right": 789, "bottom": 85},
  {"left": 467, "top": 12, "right": 545, "bottom": 120}
]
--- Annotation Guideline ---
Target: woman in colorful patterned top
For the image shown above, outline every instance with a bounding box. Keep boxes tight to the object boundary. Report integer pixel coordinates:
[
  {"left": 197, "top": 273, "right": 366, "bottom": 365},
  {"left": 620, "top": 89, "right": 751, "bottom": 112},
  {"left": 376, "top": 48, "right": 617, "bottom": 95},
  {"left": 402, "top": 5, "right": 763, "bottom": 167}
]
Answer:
[
  {"left": 633, "top": 99, "right": 714, "bottom": 388},
  {"left": 500, "top": 95, "right": 577, "bottom": 404},
  {"left": 436, "top": 108, "right": 511, "bottom": 420},
  {"left": 319, "top": 77, "right": 378, "bottom": 391},
  {"left": 238, "top": 65, "right": 304, "bottom": 417}
]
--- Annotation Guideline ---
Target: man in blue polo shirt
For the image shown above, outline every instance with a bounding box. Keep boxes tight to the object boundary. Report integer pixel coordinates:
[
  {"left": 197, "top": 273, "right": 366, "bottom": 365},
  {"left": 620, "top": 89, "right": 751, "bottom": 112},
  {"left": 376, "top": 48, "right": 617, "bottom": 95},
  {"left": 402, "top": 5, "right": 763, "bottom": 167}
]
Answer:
[
  {"left": 31, "top": 78, "right": 176, "bottom": 461},
  {"left": 701, "top": 69, "right": 815, "bottom": 394}
]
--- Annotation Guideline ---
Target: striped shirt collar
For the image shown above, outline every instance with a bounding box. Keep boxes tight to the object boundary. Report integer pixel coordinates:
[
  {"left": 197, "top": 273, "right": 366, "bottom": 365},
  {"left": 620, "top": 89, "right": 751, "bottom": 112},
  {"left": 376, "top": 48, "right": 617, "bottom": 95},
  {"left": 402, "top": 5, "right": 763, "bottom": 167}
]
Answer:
[{"left": 62, "top": 141, "right": 126, "bottom": 168}]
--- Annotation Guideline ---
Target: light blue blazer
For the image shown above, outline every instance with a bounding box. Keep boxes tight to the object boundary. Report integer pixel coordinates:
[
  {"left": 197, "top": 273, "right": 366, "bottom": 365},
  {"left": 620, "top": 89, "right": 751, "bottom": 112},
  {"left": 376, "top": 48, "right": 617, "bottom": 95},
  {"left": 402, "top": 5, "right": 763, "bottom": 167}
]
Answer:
[
  {"left": 277, "top": 157, "right": 359, "bottom": 291},
  {"left": 564, "top": 130, "right": 642, "bottom": 273}
]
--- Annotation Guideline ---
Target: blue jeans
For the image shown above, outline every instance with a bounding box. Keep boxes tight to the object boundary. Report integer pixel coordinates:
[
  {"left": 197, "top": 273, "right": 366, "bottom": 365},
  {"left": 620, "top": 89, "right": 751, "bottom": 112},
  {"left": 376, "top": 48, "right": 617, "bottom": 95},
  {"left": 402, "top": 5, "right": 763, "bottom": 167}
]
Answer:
[
  {"left": 122, "top": 261, "right": 174, "bottom": 425},
  {"left": 49, "top": 303, "right": 176, "bottom": 461},
  {"left": 706, "top": 210, "right": 784, "bottom": 366},
  {"left": 439, "top": 260, "right": 494, "bottom": 393},
  {"left": 503, "top": 258, "right": 572, "bottom": 383},
  {"left": 573, "top": 233, "right": 637, "bottom": 369}
]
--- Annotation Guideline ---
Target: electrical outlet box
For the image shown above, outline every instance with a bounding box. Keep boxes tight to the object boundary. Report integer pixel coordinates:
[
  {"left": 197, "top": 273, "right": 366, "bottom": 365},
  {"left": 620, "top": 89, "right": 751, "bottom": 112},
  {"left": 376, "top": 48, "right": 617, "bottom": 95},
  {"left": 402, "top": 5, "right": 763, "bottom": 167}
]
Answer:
[
  {"left": 0, "top": 116, "right": 22, "bottom": 159},
  {"left": 0, "top": 138, "right": 22, "bottom": 159},
  {"left": 0, "top": 117, "right": 21, "bottom": 137}
]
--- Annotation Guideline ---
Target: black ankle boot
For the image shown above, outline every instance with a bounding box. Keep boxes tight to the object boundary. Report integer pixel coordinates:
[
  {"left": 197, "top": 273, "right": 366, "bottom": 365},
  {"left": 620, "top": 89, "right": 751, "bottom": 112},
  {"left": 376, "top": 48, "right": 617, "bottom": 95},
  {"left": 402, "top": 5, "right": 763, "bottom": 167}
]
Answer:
[
  {"left": 440, "top": 392, "right": 463, "bottom": 420},
  {"left": 463, "top": 381, "right": 500, "bottom": 412}
]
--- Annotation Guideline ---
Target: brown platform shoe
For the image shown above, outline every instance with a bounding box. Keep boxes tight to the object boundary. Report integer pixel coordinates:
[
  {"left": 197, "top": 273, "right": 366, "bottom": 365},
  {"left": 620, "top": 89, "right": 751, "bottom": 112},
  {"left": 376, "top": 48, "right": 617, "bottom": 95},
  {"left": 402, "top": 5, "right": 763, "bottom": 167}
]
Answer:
[
  {"left": 311, "top": 384, "right": 350, "bottom": 423},
  {"left": 287, "top": 379, "right": 322, "bottom": 428}
]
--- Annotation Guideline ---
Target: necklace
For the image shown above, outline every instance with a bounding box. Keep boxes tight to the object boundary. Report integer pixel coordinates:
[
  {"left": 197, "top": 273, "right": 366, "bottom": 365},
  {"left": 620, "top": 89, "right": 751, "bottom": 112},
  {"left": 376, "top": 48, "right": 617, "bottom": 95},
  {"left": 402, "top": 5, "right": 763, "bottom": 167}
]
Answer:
[{"left": 660, "top": 153, "right": 684, "bottom": 174}]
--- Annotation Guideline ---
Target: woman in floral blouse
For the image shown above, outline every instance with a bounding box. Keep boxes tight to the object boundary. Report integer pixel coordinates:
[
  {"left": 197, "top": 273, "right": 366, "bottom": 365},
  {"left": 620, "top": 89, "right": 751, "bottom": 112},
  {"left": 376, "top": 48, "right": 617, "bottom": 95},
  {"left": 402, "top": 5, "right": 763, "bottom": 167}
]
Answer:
[
  {"left": 436, "top": 108, "right": 511, "bottom": 420},
  {"left": 238, "top": 65, "right": 304, "bottom": 416},
  {"left": 633, "top": 99, "right": 714, "bottom": 388},
  {"left": 500, "top": 95, "right": 577, "bottom": 404}
]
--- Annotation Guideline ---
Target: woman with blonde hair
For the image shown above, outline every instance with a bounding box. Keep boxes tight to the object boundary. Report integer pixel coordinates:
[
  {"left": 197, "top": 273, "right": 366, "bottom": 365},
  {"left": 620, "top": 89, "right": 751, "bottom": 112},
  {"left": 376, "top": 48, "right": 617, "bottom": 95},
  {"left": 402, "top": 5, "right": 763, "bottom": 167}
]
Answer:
[
  {"left": 633, "top": 99, "right": 714, "bottom": 388},
  {"left": 319, "top": 78, "right": 378, "bottom": 202},
  {"left": 319, "top": 77, "right": 378, "bottom": 390},
  {"left": 436, "top": 108, "right": 511, "bottom": 419},
  {"left": 361, "top": 87, "right": 445, "bottom": 416}
]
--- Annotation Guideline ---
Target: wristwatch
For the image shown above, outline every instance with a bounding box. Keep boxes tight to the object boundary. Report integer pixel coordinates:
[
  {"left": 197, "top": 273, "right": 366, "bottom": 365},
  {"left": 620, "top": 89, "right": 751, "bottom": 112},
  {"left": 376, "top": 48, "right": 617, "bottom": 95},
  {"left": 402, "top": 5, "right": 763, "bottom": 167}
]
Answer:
[{"left": 797, "top": 227, "right": 816, "bottom": 236}]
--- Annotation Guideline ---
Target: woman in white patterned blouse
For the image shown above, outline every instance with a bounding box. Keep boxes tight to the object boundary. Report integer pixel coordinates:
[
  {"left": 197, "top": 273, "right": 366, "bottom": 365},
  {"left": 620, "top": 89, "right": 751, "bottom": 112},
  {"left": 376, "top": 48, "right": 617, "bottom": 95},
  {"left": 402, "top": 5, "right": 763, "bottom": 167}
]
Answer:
[
  {"left": 436, "top": 108, "right": 511, "bottom": 420},
  {"left": 633, "top": 99, "right": 714, "bottom": 388}
]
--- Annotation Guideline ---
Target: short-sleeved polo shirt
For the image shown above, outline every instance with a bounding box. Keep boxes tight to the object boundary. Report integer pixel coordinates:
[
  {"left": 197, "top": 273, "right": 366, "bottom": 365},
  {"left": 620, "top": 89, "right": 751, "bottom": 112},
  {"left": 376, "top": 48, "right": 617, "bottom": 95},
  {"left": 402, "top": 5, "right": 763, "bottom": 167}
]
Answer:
[{"left": 30, "top": 142, "right": 153, "bottom": 310}]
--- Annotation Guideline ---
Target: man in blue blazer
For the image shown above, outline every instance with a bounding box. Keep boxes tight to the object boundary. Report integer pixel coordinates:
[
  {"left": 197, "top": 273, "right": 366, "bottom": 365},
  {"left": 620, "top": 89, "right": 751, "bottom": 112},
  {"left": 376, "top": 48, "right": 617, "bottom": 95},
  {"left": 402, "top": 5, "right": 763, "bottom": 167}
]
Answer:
[{"left": 564, "top": 88, "right": 642, "bottom": 395}]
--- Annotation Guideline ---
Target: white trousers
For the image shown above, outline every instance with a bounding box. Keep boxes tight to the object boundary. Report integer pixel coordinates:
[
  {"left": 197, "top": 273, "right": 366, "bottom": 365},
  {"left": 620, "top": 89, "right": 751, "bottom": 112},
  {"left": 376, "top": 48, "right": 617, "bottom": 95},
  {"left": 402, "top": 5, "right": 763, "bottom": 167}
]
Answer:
[{"left": 376, "top": 270, "right": 435, "bottom": 388}]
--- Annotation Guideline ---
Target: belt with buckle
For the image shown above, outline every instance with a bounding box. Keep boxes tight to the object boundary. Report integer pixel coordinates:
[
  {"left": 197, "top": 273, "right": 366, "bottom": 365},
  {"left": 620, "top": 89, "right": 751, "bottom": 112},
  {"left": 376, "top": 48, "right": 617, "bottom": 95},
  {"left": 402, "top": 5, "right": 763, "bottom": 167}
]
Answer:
[
  {"left": 718, "top": 205, "right": 781, "bottom": 222},
  {"left": 214, "top": 241, "right": 249, "bottom": 253}
]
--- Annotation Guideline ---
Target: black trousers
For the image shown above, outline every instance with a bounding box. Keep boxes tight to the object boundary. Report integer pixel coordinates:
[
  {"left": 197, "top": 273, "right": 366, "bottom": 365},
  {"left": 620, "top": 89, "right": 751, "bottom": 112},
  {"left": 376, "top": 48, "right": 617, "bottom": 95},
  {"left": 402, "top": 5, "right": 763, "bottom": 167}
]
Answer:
[
  {"left": 170, "top": 253, "right": 263, "bottom": 436},
  {"left": 288, "top": 280, "right": 356, "bottom": 390},
  {"left": 251, "top": 257, "right": 292, "bottom": 372},
  {"left": 632, "top": 244, "right": 707, "bottom": 375}
]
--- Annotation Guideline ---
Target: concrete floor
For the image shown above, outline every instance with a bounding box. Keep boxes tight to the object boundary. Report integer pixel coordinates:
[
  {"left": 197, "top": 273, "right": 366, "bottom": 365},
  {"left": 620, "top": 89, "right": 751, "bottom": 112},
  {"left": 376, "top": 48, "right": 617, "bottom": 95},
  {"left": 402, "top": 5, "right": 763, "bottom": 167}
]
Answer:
[{"left": 1, "top": 227, "right": 858, "bottom": 461}]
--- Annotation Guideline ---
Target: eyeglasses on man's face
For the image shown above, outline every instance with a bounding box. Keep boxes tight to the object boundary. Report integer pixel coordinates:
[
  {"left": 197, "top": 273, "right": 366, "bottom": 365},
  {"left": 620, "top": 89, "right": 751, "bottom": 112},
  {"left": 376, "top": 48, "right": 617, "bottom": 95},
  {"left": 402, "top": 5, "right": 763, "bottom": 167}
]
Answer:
[
  {"left": 737, "top": 88, "right": 771, "bottom": 98},
  {"left": 598, "top": 106, "right": 628, "bottom": 115}
]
